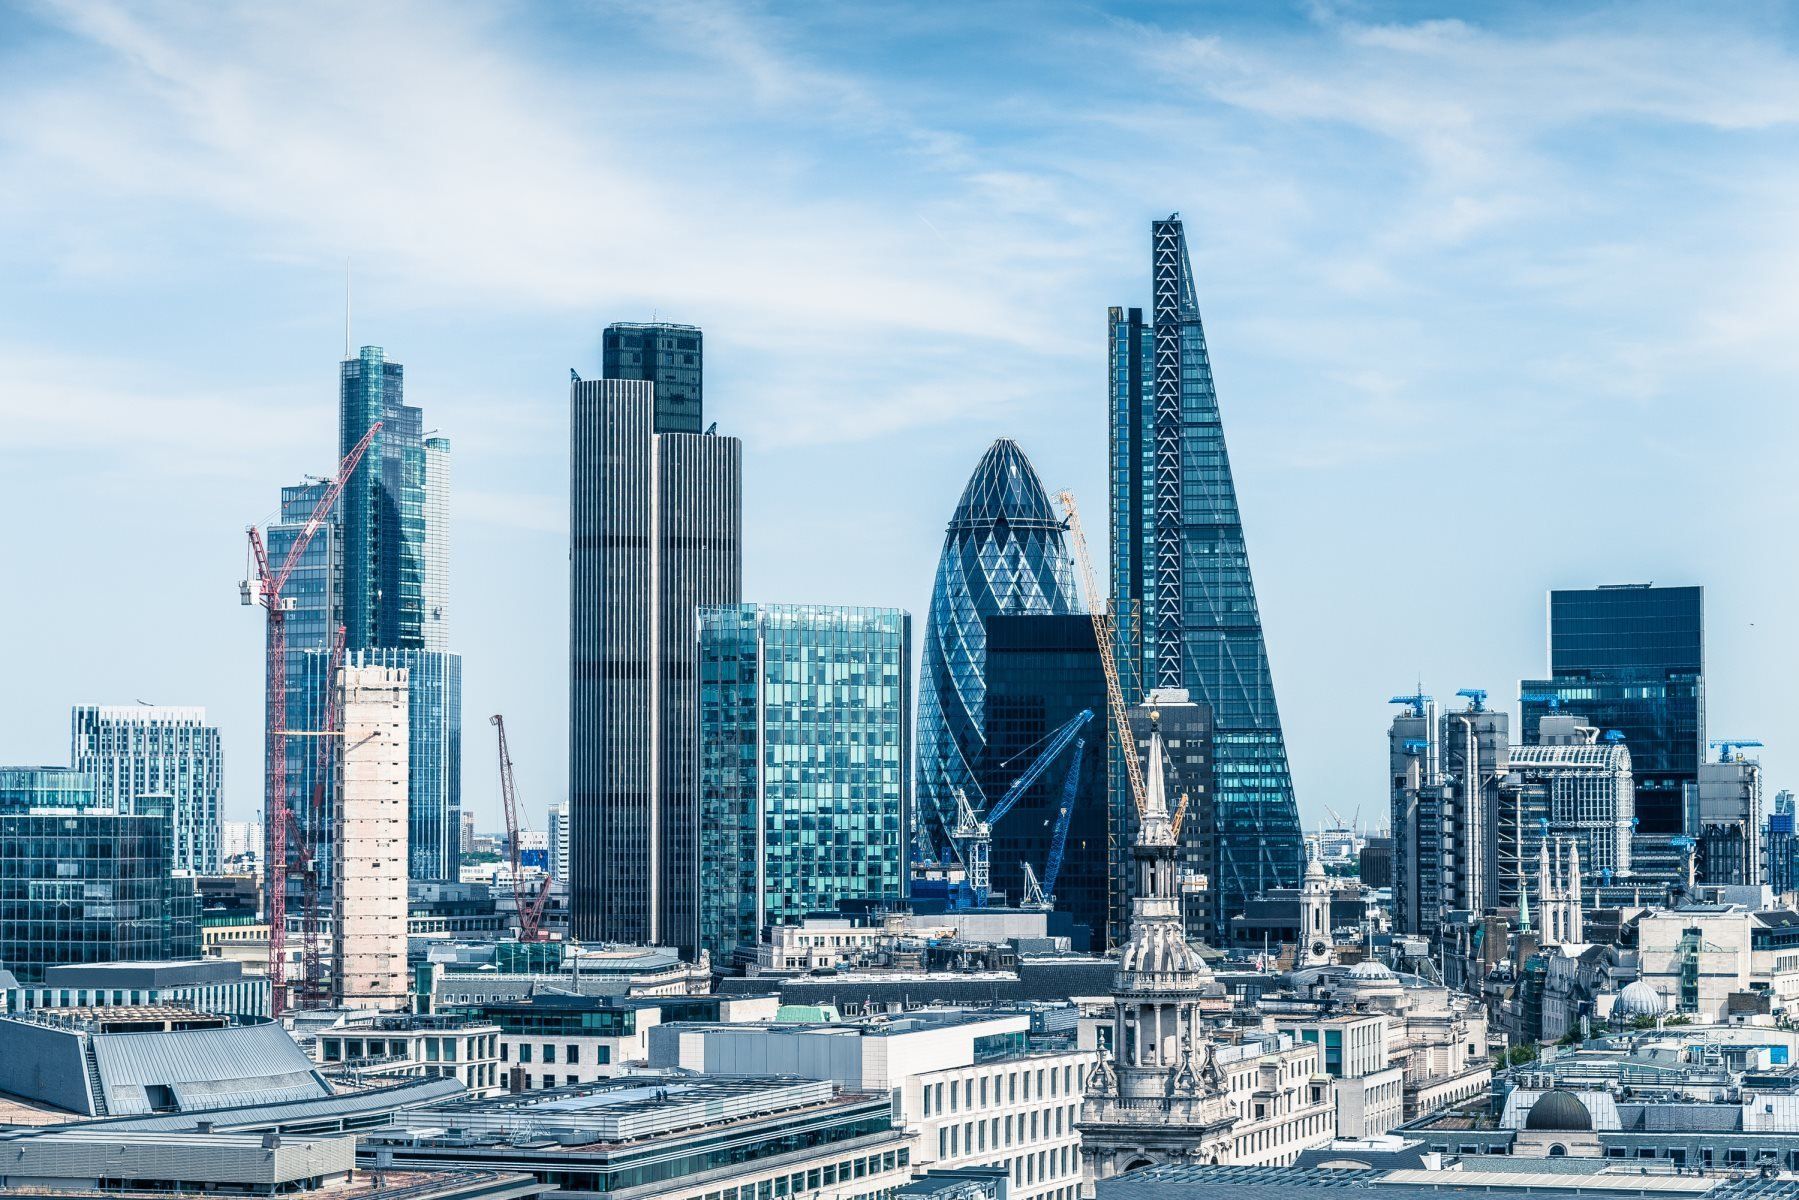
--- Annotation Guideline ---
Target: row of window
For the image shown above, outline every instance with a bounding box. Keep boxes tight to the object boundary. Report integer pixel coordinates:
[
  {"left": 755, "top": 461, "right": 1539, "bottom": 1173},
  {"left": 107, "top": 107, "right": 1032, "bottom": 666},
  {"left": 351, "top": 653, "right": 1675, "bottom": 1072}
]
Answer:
[
  {"left": 675, "top": 1146, "right": 910, "bottom": 1200},
  {"left": 922, "top": 1061, "right": 1084, "bottom": 1116}
]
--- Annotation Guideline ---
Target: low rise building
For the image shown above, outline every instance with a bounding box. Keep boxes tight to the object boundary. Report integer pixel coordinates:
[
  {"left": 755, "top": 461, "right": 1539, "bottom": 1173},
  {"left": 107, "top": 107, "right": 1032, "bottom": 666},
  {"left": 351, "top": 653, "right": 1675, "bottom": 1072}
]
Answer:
[
  {"left": 1276, "top": 1013, "right": 1404, "bottom": 1138},
  {"left": 417, "top": 941, "right": 712, "bottom": 1010},
  {"left": 0, "top": 1007, "right": 329, "bottom": 1118},
  {"left": 650, "top": 1010, "right": 1089, "bottom": 1200},
  {"left": 362, "top": 1074, "right": 915, "bottom": 1200},
  {"left": 0, "top": 1128, "right": 545, "bottom": 1199},
  {"left": 6, "top": 959, "right": 269, "bottom": 1018},
  {"left": 311, "top": 1012, "right": 502, "bottom": 1095}
]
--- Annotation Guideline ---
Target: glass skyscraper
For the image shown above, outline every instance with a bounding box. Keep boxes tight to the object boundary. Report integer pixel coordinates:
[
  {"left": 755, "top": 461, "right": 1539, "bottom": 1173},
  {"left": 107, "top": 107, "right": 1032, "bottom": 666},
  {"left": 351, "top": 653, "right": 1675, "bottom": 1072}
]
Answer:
[
  {"left": 916, "top": 439, "right": 1079, "bottom": 860},
  {"left": 1109, "top": 214, "right": 1303, "bottom": 942},
  {"left": 570, "top": 337, "right": 742, "bottom": 957},
  {"left": 266, "top": 345, "right": 463, "bottom": 898},
  {"left": 340, "top": 345, "right": 425, "bottom": 652},
  {"left": 981, "top": 614, "right": 1107, "bottom": 947},
  {"left": 697, "top": 604, "right": 910, "bottom": 962},
  {"left": 1521, "top": 584, "right": 1704, "bottom": 852},
  {"left": 0, "top": 777, "right": 198, "bottom": 982},
  {"left": 69, "top": 705, "right": 224, "bottom": 874}
]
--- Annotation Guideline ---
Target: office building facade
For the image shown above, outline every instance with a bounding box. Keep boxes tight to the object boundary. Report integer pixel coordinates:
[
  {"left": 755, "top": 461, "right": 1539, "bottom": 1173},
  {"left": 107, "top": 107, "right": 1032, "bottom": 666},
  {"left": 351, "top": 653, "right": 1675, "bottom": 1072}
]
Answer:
[
  {"left": 916, "top": 439, "right": 1079, "bottom": 862},
  {"left": 1109, "top": 215, "right": 1303, "bottom": 942},
  {"left": 0, "top": 778, "right": 198, "bottom": 982},
  {"left": 570, "top": 361, "right": 742, "bottom": 956},
  {"left": 1121, "top": 688, "right": 1214, "bottom": 946},
  {"left": 70, "top": 705, "right": 223, "bottom": 874},
  {"left": 340, "top": 345, "right": 425, "bottom": 652},
  {"left": 1520, "top": 584, "right": 1703, "bottom": 868},
  {"left": 980, "top": 614, "right": 1108, "bottom": 946},
  {"left": 602, "top": 321, "right": 703, "bottom": 434},
  {"left": 696, "top": 604, "right": 910, "bottom": 962},
  {"left": 423, "top": 434, "right": 452, "bottom": 650}
]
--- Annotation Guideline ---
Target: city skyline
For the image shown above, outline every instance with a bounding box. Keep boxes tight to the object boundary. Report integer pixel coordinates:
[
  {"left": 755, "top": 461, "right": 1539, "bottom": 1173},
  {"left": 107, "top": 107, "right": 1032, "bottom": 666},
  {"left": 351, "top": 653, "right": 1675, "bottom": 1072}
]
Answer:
[{"left": 5, "top": 3, "right": 1798, "bottom": 830}]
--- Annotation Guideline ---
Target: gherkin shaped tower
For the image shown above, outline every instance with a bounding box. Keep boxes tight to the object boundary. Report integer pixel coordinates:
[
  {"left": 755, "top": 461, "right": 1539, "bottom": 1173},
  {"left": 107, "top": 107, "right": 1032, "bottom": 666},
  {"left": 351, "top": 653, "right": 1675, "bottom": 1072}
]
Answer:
[{"left": 916, "top": 439, "right": 1079, "bottom": 857}]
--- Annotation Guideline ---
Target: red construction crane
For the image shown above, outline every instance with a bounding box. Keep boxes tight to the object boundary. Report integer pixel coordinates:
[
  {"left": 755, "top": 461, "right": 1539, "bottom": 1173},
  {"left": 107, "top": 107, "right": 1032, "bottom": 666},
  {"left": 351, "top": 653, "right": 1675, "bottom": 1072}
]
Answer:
[
  {"left": 243, "top": 422, "right": 380, "bottom": 1014},
  {"left": 490, "top": 714, "right": 549, "bottom": 942}
]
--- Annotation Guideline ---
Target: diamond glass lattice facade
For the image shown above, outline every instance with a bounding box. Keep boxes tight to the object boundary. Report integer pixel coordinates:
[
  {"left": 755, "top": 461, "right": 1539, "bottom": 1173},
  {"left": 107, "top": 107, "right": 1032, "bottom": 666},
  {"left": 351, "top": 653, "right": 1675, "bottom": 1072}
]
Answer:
[
  {"left": 697, "top": 604, "right": 910, "bottom": 962},
  {"left": 915, "top": 439, "right": 1078, "bottom": 859},
  {"left": 1109, "top": 215, "right": 1303, "bottom": 942}
]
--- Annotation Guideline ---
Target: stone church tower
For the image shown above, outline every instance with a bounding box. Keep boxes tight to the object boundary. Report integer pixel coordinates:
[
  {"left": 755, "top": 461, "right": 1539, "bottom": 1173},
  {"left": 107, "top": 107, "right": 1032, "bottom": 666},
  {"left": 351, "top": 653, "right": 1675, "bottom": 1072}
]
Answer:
[{"left": 1079, "top": 717, "right": 1238, "bottom": 1184}]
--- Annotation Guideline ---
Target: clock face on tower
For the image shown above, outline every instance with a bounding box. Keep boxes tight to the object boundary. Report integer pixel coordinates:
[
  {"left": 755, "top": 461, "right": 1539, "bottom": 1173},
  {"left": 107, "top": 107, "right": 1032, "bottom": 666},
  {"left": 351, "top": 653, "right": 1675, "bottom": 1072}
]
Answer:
[{"left": 1310, "top": 941, "right": 1329, "bottom": 960}]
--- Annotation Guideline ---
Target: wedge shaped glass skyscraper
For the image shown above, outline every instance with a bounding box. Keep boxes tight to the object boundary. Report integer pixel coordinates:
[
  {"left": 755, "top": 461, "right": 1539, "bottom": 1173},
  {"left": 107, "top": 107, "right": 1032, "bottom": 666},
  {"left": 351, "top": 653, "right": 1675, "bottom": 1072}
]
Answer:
[
  {"left": 1109, "top": 214, "right": 1303, "bottom": 941},
  {"left": 916, "top": 439, "right": 1079, "bottom": 858}
]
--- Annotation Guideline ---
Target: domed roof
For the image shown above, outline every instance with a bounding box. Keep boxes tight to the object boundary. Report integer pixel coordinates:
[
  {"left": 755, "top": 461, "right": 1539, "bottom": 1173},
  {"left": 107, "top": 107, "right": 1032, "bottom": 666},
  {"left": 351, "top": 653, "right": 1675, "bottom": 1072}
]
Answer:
[
  {"left": 1118, "top": 923, "right": 1212, "bottom": 983},
  {"left": 1525, "top": 1090, "right": 1592, "bottom": 1131},
  {"left": 1617, "top": 980, "right": 1665, "bottom": 1018},
  {"left": 1347, "top": 959, "right": 1395, "bottom": 981}
]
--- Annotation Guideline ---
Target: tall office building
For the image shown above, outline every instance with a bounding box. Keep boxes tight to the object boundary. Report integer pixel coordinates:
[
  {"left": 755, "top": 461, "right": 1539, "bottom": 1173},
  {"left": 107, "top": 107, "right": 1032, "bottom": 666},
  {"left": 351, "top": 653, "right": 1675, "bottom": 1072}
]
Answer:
[
  {"left": 570, "top": 347, "right": 742, "bottom": 957},
  {"left": 70, "top": 706, "right": 223, "bottom": 874},
  {"left": 340, "top": 345, "right": 424, "bottom": 651},
  {"left": 0, "top": 769, "right": 198, "bottom": 982},
  {"left": 298, "top": 344, "right": 465, "bottom": 884},
  {"left": 547, "top": 801, "right": 570, "bottom": 882},
  {"left": 981, "top": 614, "right": 1108, "bottom": 947},
  {"left": 1121, "top": 689, "right": 1215, "bottom": 947},
  {"left": 696, "top": 604, "right": 910, "bottom": 962},
  {"left": 334, "top": 664, "right": 410, "bottom": 1011},
  {"left": 1109, "top": 215, "right": 1303, "bottom": 942},
  {"left": 916, "top": 439, "right": 1079, "bottom": 860},
  {"left": 602, "top": 322, "right": 703, "bottom": 434},
  {"left": 1520, "top": 584, "right": 1703, "bottom": 872}
]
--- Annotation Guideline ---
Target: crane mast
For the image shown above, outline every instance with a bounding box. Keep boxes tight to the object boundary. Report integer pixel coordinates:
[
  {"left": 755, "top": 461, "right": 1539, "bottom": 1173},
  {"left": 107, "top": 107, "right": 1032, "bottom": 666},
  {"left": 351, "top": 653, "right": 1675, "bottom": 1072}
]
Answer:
[
  {"left": 491, "top": 714, "right": 548, "bottom": 942},
  {"left": 243, "top": 421, "right": 380, "bottom": 1015},
  {"left": 1056, "top": 490, "right": 1147, "bottom": 821}
]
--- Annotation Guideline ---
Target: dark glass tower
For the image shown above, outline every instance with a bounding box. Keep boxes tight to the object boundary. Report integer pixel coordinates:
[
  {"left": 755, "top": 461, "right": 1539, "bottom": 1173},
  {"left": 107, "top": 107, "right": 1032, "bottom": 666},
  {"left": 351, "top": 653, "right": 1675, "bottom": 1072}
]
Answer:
[
  {"left": 340, "top": 346, "right": 424, "bottom": 652},
  {"left": 916, "top": 440, "right": 1079, "bottom": 859},
  {"left": 603, "top": 322, "right": 703, "bottom": 434},
  {"left": 1109, "top": 214, "right": 1303, "bottom": 943},
  {"left": 570, "top": 337, "right": 742, "bottom": 958},
  {"left": 981, "top": 614, "right": 1107, "bottom": 947},
  {"left": 1521, "top": 584, "right": 1704, "bottom": 842}
]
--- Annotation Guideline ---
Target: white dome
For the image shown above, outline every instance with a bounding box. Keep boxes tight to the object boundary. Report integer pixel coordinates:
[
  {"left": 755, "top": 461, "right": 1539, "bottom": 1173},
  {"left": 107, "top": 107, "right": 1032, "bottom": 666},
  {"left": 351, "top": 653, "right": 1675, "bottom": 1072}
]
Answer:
[
  {"left": 1118, "top": 923, "right": 1211, "bottom": 981},
  {"left": 1616, "top": 980, "right": 1665, "bottom": 1018},
  {"left": 1347, "top": 959, "right": 1395, "bottom": 981}
]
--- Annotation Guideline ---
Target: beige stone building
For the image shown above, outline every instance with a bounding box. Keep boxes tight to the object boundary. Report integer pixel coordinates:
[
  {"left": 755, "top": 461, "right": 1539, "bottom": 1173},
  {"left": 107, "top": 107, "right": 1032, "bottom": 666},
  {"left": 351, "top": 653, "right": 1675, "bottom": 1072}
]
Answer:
[{"left": 334, "top": 664, "right": 409, "bottom": 1011}]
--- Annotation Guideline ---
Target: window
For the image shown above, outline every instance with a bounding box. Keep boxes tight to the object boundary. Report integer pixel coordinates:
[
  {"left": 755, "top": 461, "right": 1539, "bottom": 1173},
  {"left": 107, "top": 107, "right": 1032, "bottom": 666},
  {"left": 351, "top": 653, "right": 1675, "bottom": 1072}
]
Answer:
[
  {"left": 543, "top": 1044, "right": 557, "bottom": 1064},
  {"left": 567, "top": 1044, "right": 580, "bottom": 1064},
  {"left": 519, "top": 1044, "right": 532, "bottom": 1063}
]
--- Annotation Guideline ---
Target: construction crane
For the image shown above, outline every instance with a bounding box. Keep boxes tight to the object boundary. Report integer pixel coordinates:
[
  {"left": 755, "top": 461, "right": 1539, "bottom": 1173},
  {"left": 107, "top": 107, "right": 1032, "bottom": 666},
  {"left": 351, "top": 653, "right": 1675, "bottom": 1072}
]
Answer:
[
  {"left": 1456, "top": 688, "right": 1488, "bottom": 711},
  {"left": 1388, "top": 691, "right": 1433, "bottom": 715},
  {"left": 1711, "top": 738, "right": 1764, "bottom": 762},
  {"left": 294, "top": 624, "right": 347, "bottom": 1009},
  {"left": 1038, "top": 738, "right": 1086, "bottom": 904},
  {"left": 1056, "top": 490, "right": 1146, "bottom": 821},
  {"left": 1520, "top": 692, "right": 1562, "bottom": 711},
  {"left": 242, "top": 421, "right": 380, "bottom": 1015},
  {"left": 949, "top": 709, "right": 1094, "bottom": 906},
  {"left": 490, "top": 715, "right": 550, "bottom": 942}
]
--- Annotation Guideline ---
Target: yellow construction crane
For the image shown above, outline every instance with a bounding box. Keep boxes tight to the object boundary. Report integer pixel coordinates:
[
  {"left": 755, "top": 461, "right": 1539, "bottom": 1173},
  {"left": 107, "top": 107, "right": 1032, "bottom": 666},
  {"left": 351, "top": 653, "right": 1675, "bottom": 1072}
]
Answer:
[
  {"left": 1057, "top": 488, "right": 1195, "bottom": 842},
  {"left": 1056, "top": 489, "right": 1147, "bottom": 821}
]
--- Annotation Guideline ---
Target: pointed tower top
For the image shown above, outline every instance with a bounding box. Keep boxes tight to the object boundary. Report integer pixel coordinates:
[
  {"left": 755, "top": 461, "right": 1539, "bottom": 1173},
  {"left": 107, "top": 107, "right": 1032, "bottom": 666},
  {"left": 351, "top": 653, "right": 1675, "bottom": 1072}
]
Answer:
[
  {"left": 1305, "top": 842, "right": 1327, "bottom": 884},
  {"left": 1518, "top": 869, "right": 1533, "bottom": 935},
  {"left": 1143, "top": 718, "right": 1171, "bottom": 822}
]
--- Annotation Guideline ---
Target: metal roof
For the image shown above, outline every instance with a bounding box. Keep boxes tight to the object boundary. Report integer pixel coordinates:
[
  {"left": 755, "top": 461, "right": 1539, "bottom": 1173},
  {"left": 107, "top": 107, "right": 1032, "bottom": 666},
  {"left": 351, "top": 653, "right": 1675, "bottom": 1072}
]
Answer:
[
  {"left": 58, "top": 1075, "right": 464, "bottom": 1134},
  {"left": 92, "top": 1020, "right": 328, "bottom": 1115}
]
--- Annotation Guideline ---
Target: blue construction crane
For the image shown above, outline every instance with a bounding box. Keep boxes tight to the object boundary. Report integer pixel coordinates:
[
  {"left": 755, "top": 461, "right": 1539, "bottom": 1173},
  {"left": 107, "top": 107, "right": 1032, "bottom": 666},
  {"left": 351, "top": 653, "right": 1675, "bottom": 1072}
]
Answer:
[
  {"left": 1711, "top": 738, "right": 1764, "bottom": 762},
  {"left": 1030, "top": 737, "right": 1088, "bottom": 906},
  {"left": 1603, "top": 730, "right": 1626, "bottom": 744},
  {"left": 1456, "top": 688, "right": 1488, "bottom": 711},
  {"left": 950, "top": 709, "right": 1095, "bottom": 907},
  {"left": 1389, "top": 691, "right": 1433, "bottom": 714},
  {"left": 1520, "top": 692, "right": 1562, "bottom": 711}
]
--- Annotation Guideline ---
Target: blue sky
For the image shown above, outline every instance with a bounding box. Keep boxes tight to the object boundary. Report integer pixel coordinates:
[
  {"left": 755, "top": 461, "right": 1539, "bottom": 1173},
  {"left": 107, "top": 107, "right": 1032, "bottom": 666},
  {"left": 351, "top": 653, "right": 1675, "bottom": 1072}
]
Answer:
[{"left": 4, "top": 1, "right": 1798, "bottom": 833}]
